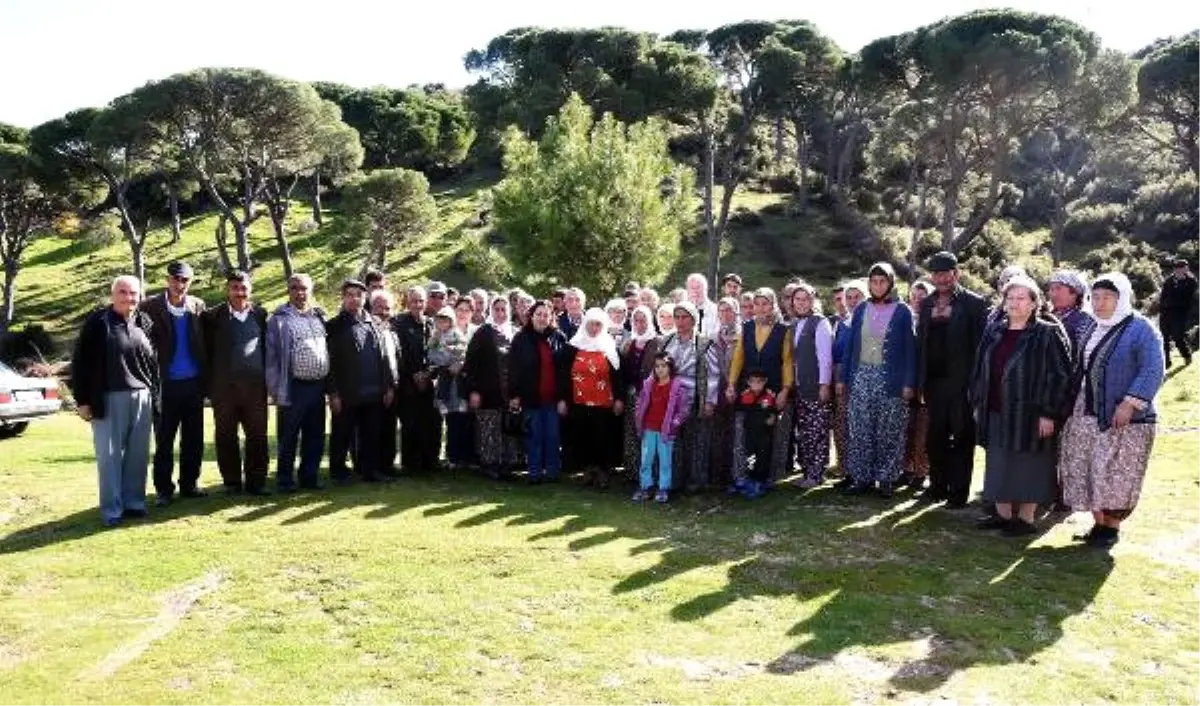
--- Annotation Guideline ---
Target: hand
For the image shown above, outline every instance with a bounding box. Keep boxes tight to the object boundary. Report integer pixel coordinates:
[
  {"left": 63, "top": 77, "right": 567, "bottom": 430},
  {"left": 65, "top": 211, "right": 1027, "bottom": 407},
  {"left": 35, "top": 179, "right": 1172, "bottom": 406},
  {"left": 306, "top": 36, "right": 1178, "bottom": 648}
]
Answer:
[
  {"left": 328, "top": 394, "right": 342, "bottom": 415},
  {"left": 557, "top": 401, "right": 569, "bottom": 417},
  {"left": 836, "top": 383, "right": 846, "bottom": 399},
  {"left": 818, "top": 384, "right": 830, "bottom": 404},
  {"left": 77, "top": 404, "right": 93, "bottom": 422},
  {"left": 725, "top": 385, "right": 736, "bottom": 404},
  {"left": 413, "top": 372, "right": 429, "bottom": 391},
  {"left": 509, "top": 397, "right": 522, "bottom": 413},
  {"left": 1037, "top": 417, "right": 1055, "bottom": 438},
  {"left": 613, "top": 400, "right": 625, "bottom": 416},
  {"left": 902, "top": 386, "right": 914, "bottom": 401},
  {"left": 469, "top": 392, "right": 482, "bottom": 410},
  {"left": 1112, "top": 401, "right": 1136, "bottom": 429},
  {"left": 383, "top": 389, "right": 394, "bottom": 408},
  {"left": 703, "top": 402, "right": 715, "bottom": 418},
  {"left": 449, "top": 363, "right": 462, "bottom": 376},
  {"left": 776, "top": 390, "right": 789, "bottom": 410}
]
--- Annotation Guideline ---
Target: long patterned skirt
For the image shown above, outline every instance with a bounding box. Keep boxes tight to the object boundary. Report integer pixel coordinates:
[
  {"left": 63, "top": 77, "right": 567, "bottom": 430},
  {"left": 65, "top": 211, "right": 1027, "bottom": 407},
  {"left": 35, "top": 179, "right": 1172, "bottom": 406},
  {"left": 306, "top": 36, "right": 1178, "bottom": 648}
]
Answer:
[
  {"left": 672, "top": 413, "right": 712, "bottom": 492},
  {"left": 768, "top": 404, "right": 796, "bottom": 483},
  {"left": 793, "top": 397, "right": 832, "bottom": 482},
  {"left": 474, "top": 409, "right": 522, "bottom": 470},
  {"left": 846, "top": 365, "right": 909, "bottom": 485},
  {"left": 830, "top": 393, "right": 849, "bottom": 476},
  {"left": 904, "top": 404, "right": 930, "bottom": 477},
  {"left": 708, "top": 401, "right": 736, "bottom": 489},
  {"left": 622, "top": 388, "right": 641, "bottom": 473},
  {"left": 1058, "top": 392, "right": 1156, "bottom": 517}
]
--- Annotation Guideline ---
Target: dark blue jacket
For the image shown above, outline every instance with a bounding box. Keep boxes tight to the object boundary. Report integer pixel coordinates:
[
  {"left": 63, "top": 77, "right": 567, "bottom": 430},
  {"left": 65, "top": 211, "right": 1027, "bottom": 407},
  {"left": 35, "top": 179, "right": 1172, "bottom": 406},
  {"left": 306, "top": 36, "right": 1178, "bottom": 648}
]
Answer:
[{"left": 838, "top": 301, "right": 917, "bottom": 395}]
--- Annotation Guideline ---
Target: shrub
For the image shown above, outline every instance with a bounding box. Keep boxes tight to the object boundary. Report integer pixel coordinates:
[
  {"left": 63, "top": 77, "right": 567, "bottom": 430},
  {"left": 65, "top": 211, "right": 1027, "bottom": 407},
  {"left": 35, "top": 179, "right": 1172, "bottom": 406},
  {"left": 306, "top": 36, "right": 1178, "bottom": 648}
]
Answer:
[
  {"left": 1076, "top": 238, "right": 1164, "bottom": 307},
  {"left": 0, "top": 323, "right": 56, "bottom": 366},
  {"left": 1063, "top": 203, "right": 1128, "bottom": 246},
  {"left": 729, "top": 208, "right": 764, "bottom": 227}
]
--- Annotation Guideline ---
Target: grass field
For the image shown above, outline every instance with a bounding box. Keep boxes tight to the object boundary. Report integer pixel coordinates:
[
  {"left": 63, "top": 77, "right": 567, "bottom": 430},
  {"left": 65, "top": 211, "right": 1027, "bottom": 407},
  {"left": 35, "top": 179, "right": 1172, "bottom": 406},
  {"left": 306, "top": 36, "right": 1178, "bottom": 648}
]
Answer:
[{"left": 0, "top": 364, "right": 1196, "bottom": 704}]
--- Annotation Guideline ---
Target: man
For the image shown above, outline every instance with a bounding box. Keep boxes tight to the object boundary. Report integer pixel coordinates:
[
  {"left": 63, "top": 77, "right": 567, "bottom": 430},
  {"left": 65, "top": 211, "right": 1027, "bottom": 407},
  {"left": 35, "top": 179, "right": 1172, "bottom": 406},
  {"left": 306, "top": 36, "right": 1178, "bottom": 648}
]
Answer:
[
  {"left": 71, "top": 276, "right": 159, "bottom": 526},
  {"left": 1159, "top": 258, "right": 1197, "bottom": 367},
  {"left": 661, "top": 301, "right": 721, "bottom": 492},
  {"left": 551, "top": 289, "right": 568, "bottom": 318},
  {"left": 426, "top": 281, "right": 449, "bottom": 317},
  {"left": 559, "top": 287, "right": 586, "bottom": 340},
  {"left": 622, "top": 286, "right": 641, "bottom": 332},
  {"left": 265, "top": 273, "right": 330, "bottom": 492},
  {"left": 686, "top": 273, "right": 720, "bottom": 336},
  {"left": 202, "top": 270, "right": 270, "bottom": 496},
  {"left": 364, "top": 269, "right": 387, "bottom": 292},
  {"left": 140, "top": 261, "right": 207, "bottom": 506},
  {"left": 915, "top": 251, "right": 989, "bottom": 508},
  {"left": 469, "top": 288, "right": 490, "bottom": 326},
  {"left": 326, "top": 279, "right": 398, "bottom": 484},
  {"left": 722, "top": 273, "right": 743, "bottom": 299},
  {"left": 395, "top": 285, "right": 444, "bottom": 472},
  {"left": 828, "top": 286, "right": 846, "bottom": 327},
  {"left": 371, "top": 289, "right": 405, "bottom": 477}
]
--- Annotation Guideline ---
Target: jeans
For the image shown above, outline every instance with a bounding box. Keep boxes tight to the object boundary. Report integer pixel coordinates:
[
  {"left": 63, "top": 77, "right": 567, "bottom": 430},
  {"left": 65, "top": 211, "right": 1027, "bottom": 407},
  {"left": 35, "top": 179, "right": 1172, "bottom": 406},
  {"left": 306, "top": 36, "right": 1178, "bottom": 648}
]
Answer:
[
  {"left": 92, "top": 390, "right": 152, "bottom": 522},
  {"left": 638, "top": 431, "right": 673, "bottom": 490},
  {"left": 152, "top": 377, "right": 204, "bottom": 497},
  {"left": 276, "top": 379, "right": 326, "bottom": 488},
  {"left": 524, "top": 406, "right": 561, "bottom": 478}
]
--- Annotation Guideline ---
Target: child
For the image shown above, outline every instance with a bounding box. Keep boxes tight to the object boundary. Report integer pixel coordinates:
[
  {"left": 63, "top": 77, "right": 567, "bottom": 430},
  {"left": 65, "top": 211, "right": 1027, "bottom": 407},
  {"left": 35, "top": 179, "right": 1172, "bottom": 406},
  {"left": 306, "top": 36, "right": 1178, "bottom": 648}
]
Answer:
[
  {"left": 427, "top": 306, "right": 469, "bottom": 415},
  {"left": 737, "top": 369, "right": 778, "bottom": 499},
  {"left": 633, "top": 353, "right": 689, "bottom": 503}
]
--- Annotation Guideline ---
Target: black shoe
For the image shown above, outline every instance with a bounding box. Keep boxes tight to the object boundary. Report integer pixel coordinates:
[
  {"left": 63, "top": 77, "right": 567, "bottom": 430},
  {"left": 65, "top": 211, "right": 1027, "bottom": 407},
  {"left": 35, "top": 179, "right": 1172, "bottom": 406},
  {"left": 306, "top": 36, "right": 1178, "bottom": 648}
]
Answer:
[
  {"left": 976, "top": 515, "right": 1010, "bottom": 530},
  {"left": 944, "top": 499, "right": 969, "bottom": 510},
  {"left": 841, "top": 482, "right": 872, "bottom": 496},
  {"left": 877, "top": 482, "right": 895, "bottom": 499},
  {"left": 155, "top": 495, "right": 173, "bottom": 507},
  {"left": 1072, "top": 524, "right": 1100, "bottom": 542},
  {"left": 181, "top": 488, "right": 208, "bottom": 499},
  {"left": 245, "top": 487, "right": 272, "bottom": 497},
  {"left": 905, "top": 475, "right": 927, "bottom": 491},
  {"left": 916, "top": 488, "right": 946, "bottom": 503},
  {"left": 1002, "top": 519, "right": 1038, "bottom": 536},
  {"left": 895, "top": 473, "right": 914, "bottom": 488},
  {"left": 834, "top": 477, "right": 854, "bottom": 490},
  {"left": 121, "top": 508, "right": 147, "bottom": 519},
  {"left": 1086, "top": 526, "right": 1120, "bottom": 548},
  {"left": 224, "top": 485, "right": 244, "bottom": 496},
  {"left": 1185, "top": 356, "right": 1193, "bottom": 367},
  {"left": 298, "top": 482, "right": 325, "bottom": 491},
  {"left": 332, "top": 475, "right": 356, "bottom": 486},
  {"left": 381, "top": 468, "right": 403, "bottom": 479}
]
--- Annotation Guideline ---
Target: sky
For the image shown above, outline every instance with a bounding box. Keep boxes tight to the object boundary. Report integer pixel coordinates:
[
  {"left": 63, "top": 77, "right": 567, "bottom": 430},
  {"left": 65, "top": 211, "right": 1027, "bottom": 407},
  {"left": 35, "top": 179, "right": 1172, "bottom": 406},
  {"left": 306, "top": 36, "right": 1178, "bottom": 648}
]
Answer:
[{"left": 1, "top": 0, "right": 1195, "bottom": 128}]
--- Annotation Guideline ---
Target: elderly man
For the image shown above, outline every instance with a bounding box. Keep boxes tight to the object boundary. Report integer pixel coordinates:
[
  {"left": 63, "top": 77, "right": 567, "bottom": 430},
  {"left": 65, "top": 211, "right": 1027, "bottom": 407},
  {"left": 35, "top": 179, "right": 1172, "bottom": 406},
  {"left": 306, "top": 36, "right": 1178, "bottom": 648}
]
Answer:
[
  {"left": 915, "top": 251, "right": 989, "bottom": 507},
  {"left": 326, "top": 279, "right": 398, "bottom": 484},
  {"left": 686, "top": 273, "right": 720, "bottom": 336},
  {"left": 140, "top": 261, "right": 207, "bottom": 506},
  {"left": 558, "top": 287, "right": 586, "bottom": 340},
  {"left": 71, "top": 276, "right": 159, "bottom": 526},
  {"left": 661, "top": 301, "right": 722, "bottom": 492},
  {"left": 425, "top": 280, "right": 449, "bottom": 317},
  {"left": 721, "top": 273, "right": 743, "bottom": 299},
  {"left": 201, "top": 270, "right": 270, "bottom": 496},
  {"left": 266, "top": 273, "right": 330, "bottom": 492},
  {"left": 1160, "top": 258, "right": 1197, "bottom": 367},
  {"left": 371, "top": 289, "right": 405, "bottom": 477},
  {"left": 395, "top": 285, "right": 444, "bottom": 472}
]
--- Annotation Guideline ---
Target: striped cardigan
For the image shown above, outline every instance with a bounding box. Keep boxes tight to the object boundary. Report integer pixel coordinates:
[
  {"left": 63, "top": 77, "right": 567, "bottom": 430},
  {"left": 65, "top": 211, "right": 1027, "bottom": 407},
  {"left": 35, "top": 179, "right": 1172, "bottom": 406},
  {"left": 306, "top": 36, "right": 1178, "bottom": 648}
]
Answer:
[{"left": 971, "top": 318, "right": 1073, "bottom": 453}]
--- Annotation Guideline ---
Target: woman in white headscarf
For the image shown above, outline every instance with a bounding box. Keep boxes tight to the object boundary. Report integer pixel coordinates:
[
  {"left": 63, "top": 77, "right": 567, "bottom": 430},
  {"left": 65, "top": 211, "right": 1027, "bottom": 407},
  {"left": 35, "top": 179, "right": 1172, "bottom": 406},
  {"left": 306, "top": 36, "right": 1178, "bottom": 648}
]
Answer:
[
  {"left": 1058, "top": 273, "right": 1165, "bottom": 549},
  {"left": 465, "top": 296, "right": 521, "bottom": 478},
  {"left": 620, "top": 305, "right": 662, "bottom": 475},
  {"left": 656, "top": 303, "right": 676, "bottom": 336},
  {"left": 831, "top": 279, "right": 867, "bottom": 483},
  {"left": 562, "top": 307, "right": 624, "bottom": 488},
  {"left": 605, "top": 298, "right": 630, "bottom": 346}
]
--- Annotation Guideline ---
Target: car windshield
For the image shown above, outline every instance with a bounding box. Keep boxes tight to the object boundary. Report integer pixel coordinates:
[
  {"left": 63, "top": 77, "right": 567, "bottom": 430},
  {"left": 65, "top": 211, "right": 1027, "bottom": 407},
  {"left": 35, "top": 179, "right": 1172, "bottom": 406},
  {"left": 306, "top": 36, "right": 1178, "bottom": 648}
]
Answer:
[{"left": 0, "top": 362, "right": 15, "bottom": 377}]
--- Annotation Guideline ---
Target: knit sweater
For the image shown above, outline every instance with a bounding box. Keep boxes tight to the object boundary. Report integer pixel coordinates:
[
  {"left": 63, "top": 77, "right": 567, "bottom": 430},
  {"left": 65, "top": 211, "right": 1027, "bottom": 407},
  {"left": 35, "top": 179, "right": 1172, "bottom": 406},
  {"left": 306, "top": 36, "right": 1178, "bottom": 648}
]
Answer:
[{"left": 1077, "top": 314, "right": 1165, "bottom": 431}]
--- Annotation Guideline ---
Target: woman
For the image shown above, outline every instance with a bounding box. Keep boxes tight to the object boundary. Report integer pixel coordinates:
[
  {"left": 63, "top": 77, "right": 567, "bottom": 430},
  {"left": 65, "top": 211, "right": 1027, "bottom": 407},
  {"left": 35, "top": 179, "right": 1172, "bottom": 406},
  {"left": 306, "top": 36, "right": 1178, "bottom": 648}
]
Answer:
[
  {"left": 656, "top": 303, "right": 676, "bottom": 336},
  {"left": 605, "top": 298, "right": 629, "bottom": 345},
  {"left": 830, "top": 280, "right": 863, "bottom": 484},
  {"left": 727, "top": 288, "right": 794, "bottom": 488},
  {"left": 790, "top": 283, "right": 834, "bottom": 488},
  {"left": 465, "top": 296, "right": 521, "bottom": 480},
  {"left": 620, "top": 305, "right": 661, "bottom": 475},
  {"left": 514, "top": 291, "right": 535, "bottom": 328},
  {"left": 739, "top": 292, "right": 755, "bottom": 325},
  {"left": 1059, "top": 273, "right": 1165, "bottom": 549},
  {"left": 443, "top": 297, "right": 479, "bottom": 468},
  {"left": 837, "top": 264, "right": 916, "bottom": 497},
  {"left": 639, "top": 287, "right": 662, "bottom": 331},
  {"left": 508, "top": 301, "right": 569, "bottom": 483},
  {"left": 562, "top": 308, "right": 625, "bottom": 488},
  {"left": 902, "top": 281, "right": 934, "bottom": 489},
  {"left": 972, "top": 275, "right": 1073, "bottom": 536},
  {"left": 708, "top": 297, "right": 742, "bottom": 488}
]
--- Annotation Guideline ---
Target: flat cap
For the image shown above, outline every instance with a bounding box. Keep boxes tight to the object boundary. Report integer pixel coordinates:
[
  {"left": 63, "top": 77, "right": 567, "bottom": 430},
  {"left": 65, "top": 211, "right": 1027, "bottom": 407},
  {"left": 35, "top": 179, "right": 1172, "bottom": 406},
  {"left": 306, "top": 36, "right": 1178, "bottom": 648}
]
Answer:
[
  {"left": 167, "top": 261, "right": 194, "bottom": 278},
  {"left": 927, "top": 251, "right": 958, "bottom": 273}
]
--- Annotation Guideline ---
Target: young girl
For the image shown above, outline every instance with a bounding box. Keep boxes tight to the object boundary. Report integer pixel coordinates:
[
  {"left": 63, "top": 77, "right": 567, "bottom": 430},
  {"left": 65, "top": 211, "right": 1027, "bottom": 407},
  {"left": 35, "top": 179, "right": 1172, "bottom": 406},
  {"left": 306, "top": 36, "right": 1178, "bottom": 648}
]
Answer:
[
  {"left": 634, "top": 353, "right": 690, "bottom": 503},
  {"left": 427, "top": 306, "right": 470, "bottom": 417}
]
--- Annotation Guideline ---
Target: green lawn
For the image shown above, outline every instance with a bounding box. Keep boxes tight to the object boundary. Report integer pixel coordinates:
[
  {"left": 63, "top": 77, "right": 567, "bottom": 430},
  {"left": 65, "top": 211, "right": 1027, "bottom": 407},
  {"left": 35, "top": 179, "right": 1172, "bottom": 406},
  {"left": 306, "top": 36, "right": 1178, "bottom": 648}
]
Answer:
[{"left": 0, "top": 367, "right": 1196, "bottom": 704}]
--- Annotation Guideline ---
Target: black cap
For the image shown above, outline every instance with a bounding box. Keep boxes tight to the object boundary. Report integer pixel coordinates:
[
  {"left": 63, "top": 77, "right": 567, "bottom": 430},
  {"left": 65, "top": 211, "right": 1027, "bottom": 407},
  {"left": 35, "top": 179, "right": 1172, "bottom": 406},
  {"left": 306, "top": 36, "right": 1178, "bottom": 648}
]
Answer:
[
  {"left": 1173, "top": 258, "right": 1189, "bottom": 268},
  {"left": 167, "top": 261, "right": 194, "bottom": 278},
  {"left": 623, "top": 286, "right": 641, "bottom": 298},
  {"left": 341, "top": 279, "right": 367, "bottom": 293},
  {"left": 426, "top": 281, "right": 448, "bottom": 296},
  {"left": 226, "top": 269, "right": 251, "bottom": 283},
  {"left": 928, "top": 251, "right": 958, "bottom": 273},
  {"left": 722, "top": 273, "right": 743, "bottom": 286}
]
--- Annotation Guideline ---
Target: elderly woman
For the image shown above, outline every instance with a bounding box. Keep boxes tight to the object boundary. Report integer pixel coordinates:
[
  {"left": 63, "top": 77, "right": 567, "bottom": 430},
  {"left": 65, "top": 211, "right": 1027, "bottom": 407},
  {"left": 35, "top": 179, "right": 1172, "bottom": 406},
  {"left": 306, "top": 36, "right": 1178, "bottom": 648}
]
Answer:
[
  {"left": 789, "top": 283, "right": 834, "bottom": 488},
  {"left": 639, "top": 287, "right": 662, "bottom": 332},
  {"left": 971, "top": 275, "right": 1073, "bottom": 536},
  {"left": 508, "top": 301, "right": 570, "bottom": 484},
  {"left": 656, "top": 303, "right": 676, "bottom": 337},
  {"left": 709, "top": 297, "right": 743, "bottom": 487},
  {"left": 465, "top": 296, "right": 522, "bottom": 480},
  {"left": 1059, "top": 273, "right": 1165, "bottom": 549},
  {"left": 620, "top": 305, "right": 662, "bottom": 474},
  {"left": 442, "top": 296, "right": 480, "bottom": 469},
  {"left": 831, "top": 279, "right": 866, "bottom": 484},
  {"left": 837, "top": 264, "right": 916, "bottom": 497},
  {"left": 727, "top": 288, "right": 795, "bottom": 490},
  {"left": 605, "top": 298, "right": 629, "bottom": 345},
  {"left": 660, "top": 301, "right": 721, "bottom": 492},
  {"left": 562, "top": 308, "right": 624, "bottom": 488},
  {"left": 739, "top": 292, "right": 755, "bottom": 324},
  {"left": 902, "top": 280, "right": 934, "bottom": 489}
]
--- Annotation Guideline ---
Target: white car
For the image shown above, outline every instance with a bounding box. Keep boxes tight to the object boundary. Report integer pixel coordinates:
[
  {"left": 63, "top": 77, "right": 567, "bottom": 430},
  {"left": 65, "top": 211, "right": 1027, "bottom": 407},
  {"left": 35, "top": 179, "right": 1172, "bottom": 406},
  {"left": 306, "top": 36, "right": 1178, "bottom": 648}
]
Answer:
[{"left": 0, "top": 361, "right": 62, "bottom": 437}]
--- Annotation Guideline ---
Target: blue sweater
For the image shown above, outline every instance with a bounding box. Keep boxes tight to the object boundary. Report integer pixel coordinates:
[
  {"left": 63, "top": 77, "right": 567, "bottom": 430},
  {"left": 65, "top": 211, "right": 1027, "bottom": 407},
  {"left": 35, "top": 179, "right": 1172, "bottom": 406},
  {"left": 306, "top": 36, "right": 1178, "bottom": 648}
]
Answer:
[
  {"left": 838, "top": 301, "right": 917, "bottom": 395},
  {"left": 167, "top": 311, "right": 201, "bottom": 381},
  {"left": 1081, "top": 314, "right": 1164, "bottom": 431}
]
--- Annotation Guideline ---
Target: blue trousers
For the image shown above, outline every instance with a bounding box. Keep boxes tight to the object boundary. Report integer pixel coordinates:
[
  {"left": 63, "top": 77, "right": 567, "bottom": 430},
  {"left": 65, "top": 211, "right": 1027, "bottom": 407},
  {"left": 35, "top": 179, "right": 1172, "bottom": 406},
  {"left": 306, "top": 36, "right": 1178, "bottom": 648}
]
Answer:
[
  {"left": 639, "top": 431, "right": 674, "bottom": 490},
  {"left": 92, "top": 390, "right": 152, "bottom": 522},
  {"left": 276, "top": 380, "right": 326, "bottom": 488},
  {"left": 524, "top": 406, "right": 561, "bottom": 479}
]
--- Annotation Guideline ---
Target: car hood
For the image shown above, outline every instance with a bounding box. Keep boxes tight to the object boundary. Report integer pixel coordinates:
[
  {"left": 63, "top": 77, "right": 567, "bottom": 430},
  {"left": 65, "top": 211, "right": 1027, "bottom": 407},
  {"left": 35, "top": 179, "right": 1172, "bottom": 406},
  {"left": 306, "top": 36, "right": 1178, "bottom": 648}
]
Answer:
[{"left": 0, "top": 372, "right": 58, "bottom": 391}]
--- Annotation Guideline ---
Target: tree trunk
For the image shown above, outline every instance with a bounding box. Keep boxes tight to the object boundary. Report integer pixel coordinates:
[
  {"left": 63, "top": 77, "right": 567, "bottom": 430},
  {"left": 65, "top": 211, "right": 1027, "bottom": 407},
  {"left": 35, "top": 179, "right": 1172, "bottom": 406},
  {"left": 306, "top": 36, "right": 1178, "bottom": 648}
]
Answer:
[
  {"left": 773, "top": 115, "right": 785, "bottom": 170},
  {"left": 1, "top": 256, "right": 18, "bottom": 332},
  {"left": 270, "top": 212, "right": 295, "bottom": 280},
  {"left": 130, "top": 239, "right": 145, "bottom": 289},
  {"left": 214, "top": 214, "right": 233, "bottom": 274},
  {"left": 907, "top": 172, "right": 929, "bottom": 276},
  {"left": 311, "top": 170, "right": 324, "bottom": 226},
  {"left": 168, "top": 183, "right": 182, "bottom": 244},
  {"left": 824, "top": 123, "right": 837, "bottom": 196},
  {"left": 793, "top": 118, "right": 809, "bottom": 215},
  {"left": 835, "top": 124, "right": 863, "bottom": 194},
  {"left": 940, "top": 178, "right": 960, "bottom": 251},
  {"left": 950, "top": 157, "right": 1007, "bottom": 253},
  {"left": 112, "top": 185, "right": 145, "bottom": 283},
  {"left": 702, "top": 122, "right": 719, "bottom": 299},
  {"left": 232, "top": 219, "right": 252, "bottom": 273}
]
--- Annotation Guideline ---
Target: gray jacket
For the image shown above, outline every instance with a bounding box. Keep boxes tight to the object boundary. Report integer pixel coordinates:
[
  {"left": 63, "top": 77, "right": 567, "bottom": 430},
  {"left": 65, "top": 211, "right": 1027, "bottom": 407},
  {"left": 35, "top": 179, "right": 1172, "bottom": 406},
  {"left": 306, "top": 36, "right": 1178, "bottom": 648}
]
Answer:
[{"left": 265, "top": 303, "right": 327, "bottom": 406}]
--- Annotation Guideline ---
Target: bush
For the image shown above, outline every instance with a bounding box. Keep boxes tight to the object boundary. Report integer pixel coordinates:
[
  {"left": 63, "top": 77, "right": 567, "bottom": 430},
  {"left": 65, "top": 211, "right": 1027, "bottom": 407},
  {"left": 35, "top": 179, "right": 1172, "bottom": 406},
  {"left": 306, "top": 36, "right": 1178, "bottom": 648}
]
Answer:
[
  {"left": 761, "top": 202, "right": 787, "bottom": 216},
  {"left": 0, "top": 323, "right": 56, "bottom": 366},
  {"left": 1129, "top": 174, "right": 1199, "bottom": 247},
  {"left": 1077, "top": 238, "right": 1164, "bottom": 307},
  {"left": 1063, "top": 203, "right": 1128, "bottom": 246},
  {"left": 729, "top": 208, "right": 764, "bottom": 227},
  {"left": 765, "top": 172, "right": 800, "bottom": 194}
]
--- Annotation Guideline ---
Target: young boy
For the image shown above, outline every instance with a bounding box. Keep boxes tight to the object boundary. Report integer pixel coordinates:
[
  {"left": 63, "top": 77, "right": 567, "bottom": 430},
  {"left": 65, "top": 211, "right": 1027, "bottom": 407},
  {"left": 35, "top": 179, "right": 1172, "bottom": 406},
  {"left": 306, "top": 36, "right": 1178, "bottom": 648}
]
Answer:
[{"left": 737, "top": 369, "right": 778, "bottom": 499}]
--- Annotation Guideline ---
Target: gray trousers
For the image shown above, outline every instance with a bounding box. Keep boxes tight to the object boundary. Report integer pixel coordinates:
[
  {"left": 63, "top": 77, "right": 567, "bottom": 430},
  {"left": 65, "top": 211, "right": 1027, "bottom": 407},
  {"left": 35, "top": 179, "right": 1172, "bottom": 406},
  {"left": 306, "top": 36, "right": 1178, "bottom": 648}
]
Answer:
[{"left": 92, "top": 389, "right": 153, "bottom": 522}]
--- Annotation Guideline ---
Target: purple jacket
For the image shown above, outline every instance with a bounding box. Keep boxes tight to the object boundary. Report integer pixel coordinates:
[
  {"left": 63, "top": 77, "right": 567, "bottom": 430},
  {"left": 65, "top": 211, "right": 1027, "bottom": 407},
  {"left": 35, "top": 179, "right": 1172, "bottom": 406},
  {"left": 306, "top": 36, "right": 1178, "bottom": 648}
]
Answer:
[{"left": 635, "top": 375, "right": 691, "bottom": 442}]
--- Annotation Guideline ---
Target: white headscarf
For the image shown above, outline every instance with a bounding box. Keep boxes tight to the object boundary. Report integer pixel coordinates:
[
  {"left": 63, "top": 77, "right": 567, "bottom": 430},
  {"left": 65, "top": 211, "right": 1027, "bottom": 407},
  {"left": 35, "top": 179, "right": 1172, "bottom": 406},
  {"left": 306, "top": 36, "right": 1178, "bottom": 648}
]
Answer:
[
  {"left": 1092, "top": 272, "right": 1134, "bottom": 326},
  {"left": 486, "top": 298, "right": 515, "bottom": 341},
  {"left": 656, "top": 303, "right": 676, "bottom": 334},
  {"left": 570, "top": 307, "right": 620, "bottom": 369},
  {"left": 628, "top": 305, "right": 657, "bottom": 344}
]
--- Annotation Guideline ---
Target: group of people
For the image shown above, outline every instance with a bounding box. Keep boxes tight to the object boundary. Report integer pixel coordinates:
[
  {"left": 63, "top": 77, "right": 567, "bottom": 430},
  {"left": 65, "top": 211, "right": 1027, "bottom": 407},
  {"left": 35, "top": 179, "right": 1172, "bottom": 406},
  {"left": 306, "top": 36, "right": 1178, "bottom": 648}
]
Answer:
[{"left": 70, "top": 253, "right": 1191, "bottom": 549}]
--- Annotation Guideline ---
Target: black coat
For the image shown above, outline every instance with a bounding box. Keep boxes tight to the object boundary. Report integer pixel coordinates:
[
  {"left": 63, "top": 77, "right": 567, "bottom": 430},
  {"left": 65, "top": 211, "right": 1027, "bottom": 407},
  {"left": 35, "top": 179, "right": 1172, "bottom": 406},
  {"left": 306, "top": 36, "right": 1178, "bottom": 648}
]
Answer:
[
  {"left": 201, "top": 303, "right": 268, "bottom": 396},
  {"left": 325, "top": 310, "right": 397, "bottom": 405},
  {"left": 620, "top": 337, "right": 661, "bottom": 396},
  {"left": 916, "top": 285, "right": 989, "bottom": 434},
  {"left": 508, "top": 326, "right": 569, "bottom": 408},
  {"left": 462, "top": 323, "right": 508, "bottom": 410},
  {"left": 392, "top": 312, "right": 433, "bottom": 396},
  {"left": 971, "top": 318, "right": 1073, "bottom": 453},
  {"left": 70, "top": 307, "right": 160, "bottom": 420},
  {"left": 1160, "top": 274, "right": 1198, "bottom": 321}
]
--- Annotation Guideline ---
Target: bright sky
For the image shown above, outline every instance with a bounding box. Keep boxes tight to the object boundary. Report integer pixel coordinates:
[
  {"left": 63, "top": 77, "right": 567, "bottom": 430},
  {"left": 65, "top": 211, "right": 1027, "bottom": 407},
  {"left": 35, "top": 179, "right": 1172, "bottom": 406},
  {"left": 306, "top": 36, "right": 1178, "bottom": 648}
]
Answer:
[{"left": 1, "top": 0, "right": 1193, "bottom": 128}]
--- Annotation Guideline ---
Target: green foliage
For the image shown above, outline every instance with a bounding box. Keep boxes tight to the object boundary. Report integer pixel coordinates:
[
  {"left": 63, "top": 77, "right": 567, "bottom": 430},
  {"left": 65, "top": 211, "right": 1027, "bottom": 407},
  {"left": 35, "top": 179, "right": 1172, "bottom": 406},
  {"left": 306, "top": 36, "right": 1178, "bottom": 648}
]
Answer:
[
  {"left": 1135, "top": 34, "right": 1199, "bottom": 174},
  {"left": 1077, "top": 238, "right": 1165, "bottom": 304},
  {"left": 493, "top": 94, "right": 695, "bottom": 295},
  {"left": 457, "top": 231, "right": 514, "bottom": 289},
  {"left": 1063, "top": 203, "right": 1127, "bottom": 245},
  {"left": 341, "top": 168, "right": 438, "bottom": 272}
]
